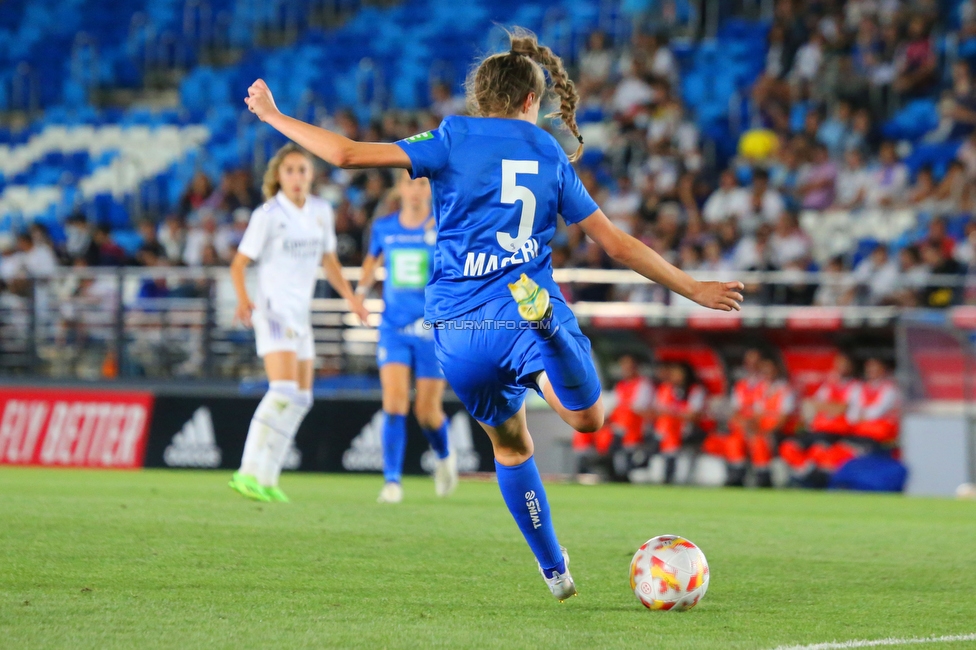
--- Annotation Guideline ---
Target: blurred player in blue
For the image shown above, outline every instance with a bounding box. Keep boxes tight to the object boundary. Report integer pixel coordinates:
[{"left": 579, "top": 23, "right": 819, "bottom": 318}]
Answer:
[
  {"left": 357, "top": 171, "right": 457, "bottom": 504},
  {"left": 245, "top": 28, "right": 743, "bottom": 602}
]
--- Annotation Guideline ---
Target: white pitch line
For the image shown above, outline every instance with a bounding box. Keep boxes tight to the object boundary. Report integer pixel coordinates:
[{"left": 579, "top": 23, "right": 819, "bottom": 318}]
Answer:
[{"left": 772, "top": 633, "right": 976, "bottom": 650}]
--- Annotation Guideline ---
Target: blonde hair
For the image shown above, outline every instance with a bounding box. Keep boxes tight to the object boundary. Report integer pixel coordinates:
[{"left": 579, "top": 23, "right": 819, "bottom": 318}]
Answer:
[
  {"left": 465, "top": 27, "right": 583, "bottom": 161},
  {"left": 262, "top": 143, "right": 313, "bottom": 199}
]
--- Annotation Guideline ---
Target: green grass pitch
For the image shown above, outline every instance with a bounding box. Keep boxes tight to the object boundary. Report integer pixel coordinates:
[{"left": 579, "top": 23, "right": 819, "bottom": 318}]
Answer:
[{"left": 1, "top": 468, "right": 975, "bottom": 649}]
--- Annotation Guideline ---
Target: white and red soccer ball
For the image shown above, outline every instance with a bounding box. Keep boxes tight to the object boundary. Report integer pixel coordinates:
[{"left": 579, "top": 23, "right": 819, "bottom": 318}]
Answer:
[{"left": 630, "top": 535, "right": 709, "bottom": 611}]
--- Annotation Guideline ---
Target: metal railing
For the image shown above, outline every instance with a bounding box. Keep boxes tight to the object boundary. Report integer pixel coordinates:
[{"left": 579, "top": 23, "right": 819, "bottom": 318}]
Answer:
[{"left": 0, "top": 266, "right": 972, "bottom": 380}]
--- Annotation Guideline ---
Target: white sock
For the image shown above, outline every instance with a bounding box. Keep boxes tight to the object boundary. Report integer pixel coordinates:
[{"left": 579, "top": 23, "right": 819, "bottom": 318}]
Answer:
[
  {"left": 241, "top": 381, "right": 297, "bottom": 479},
  {"left": 259, "top": 387, "right": 312, "bottom": 487}
]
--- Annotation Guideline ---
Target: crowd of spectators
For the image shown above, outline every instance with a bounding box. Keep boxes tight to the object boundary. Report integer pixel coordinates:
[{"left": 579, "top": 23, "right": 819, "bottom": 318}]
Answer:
[{"left": 4, "top": 0, "right": 976, "bottom": 313}]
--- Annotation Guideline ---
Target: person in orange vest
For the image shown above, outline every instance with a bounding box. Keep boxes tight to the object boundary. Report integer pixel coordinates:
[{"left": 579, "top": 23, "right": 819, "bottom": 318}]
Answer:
[
  {"left": 573, "top": 354, "right": 653, "bottom": 479},
  {"left": 652, "top": 362, "right": 706, "bottom": 484},
  {"left": 804, "top": 352, "right": 862, "bottom": 487},
  {"left": 749, "top": 357, "right": 799, "bottom": 488},
  {"left": 852, "top": 357, "right": 900, "bottom": 447},
  {"left": 719, "top": 349, "right": 767, "bottom": 487}
]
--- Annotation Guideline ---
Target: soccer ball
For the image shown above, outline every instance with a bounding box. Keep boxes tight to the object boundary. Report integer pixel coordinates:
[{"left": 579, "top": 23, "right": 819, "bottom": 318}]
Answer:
[{"left": 629, "top": 535, "right": 709, "bottom": 611}]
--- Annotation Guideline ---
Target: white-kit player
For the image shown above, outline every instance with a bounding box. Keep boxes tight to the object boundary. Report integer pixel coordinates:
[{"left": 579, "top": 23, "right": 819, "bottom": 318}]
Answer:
[{"left": 228, "top": 143, "right": 370, "bottom": 503}]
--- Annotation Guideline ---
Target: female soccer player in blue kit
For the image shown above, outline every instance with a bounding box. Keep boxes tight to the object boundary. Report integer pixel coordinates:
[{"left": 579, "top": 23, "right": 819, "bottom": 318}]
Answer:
[
  {"left": 358, "top": 171, "right": 458, "bottom": 504},
  {"left": 245, "top": 28, "right": 743, "bottom": 601}
]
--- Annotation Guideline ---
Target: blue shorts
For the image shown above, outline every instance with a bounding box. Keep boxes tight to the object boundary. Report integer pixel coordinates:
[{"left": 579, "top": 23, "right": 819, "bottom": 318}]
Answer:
[
  {"left": 377, "top": 326, "right": 444, "bottom": 380},
  {"left": 433, "top": 296, "right": 597, "bottom": 427}
]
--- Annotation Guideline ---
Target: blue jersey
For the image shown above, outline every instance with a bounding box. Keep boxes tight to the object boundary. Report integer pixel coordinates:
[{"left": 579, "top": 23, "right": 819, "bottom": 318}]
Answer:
[
  {"left": 395, "top": 116, "right": 599, "bottom": 322},
  {"left": 367, "top": 212, "right": 436, "bottom": 330}
]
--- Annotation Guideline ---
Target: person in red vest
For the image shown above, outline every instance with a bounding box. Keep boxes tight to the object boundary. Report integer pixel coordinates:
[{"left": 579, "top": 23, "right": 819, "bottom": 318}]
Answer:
[
  {"left": 804, "top": 352, "right": 862, "bottom": 487},
  {"left": 749, "top": 357, "right": 799, "bottom": 488},
  {"left": 652, "top": 362, "right": 706, "bottom": 484},
  {"left": 852, "top": 357, "right": 900, "bottom": 447},
  {"left": 574, "top": 354, "right": 653, "bottom": 479},
  {"left": 719, "top": 349, "right": 767, "bottom": 487}
]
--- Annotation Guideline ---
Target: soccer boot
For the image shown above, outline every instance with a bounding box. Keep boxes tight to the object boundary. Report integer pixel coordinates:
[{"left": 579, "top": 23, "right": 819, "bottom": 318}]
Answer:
[
  {"left": 228, "top": 472, "right": 271, "bottom": 502},
  {"left": 377, "top": 482, "right": 403, "bottom": 504},
  {"left": 539, "top": 546, "right": 577, "bottom": 602},
  {"left": 508, "top": 273, "right": 552, "bottom": 322},
  {"left": 434, "top": 452, "right": 458, "bottom": 497},
  {"left": 263, "top": 485, "right": 290, "bottom": 503}
]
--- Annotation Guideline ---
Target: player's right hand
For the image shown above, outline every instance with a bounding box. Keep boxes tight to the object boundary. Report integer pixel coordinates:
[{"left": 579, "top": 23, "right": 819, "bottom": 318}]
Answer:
[
  {"left": 235, "top": 298, "right": 255, "bottom": 328},
  {"left": 245, "top": 79, "right": 279, "bottom": 122}
]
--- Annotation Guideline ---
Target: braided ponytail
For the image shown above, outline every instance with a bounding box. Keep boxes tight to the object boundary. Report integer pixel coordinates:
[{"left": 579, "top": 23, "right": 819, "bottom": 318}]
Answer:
[
  {"left": 509, "top": 29, "right": 584, "bottom": 162},
  {"left": 465, "top": 27, "right": 584, "bottom": 161}
]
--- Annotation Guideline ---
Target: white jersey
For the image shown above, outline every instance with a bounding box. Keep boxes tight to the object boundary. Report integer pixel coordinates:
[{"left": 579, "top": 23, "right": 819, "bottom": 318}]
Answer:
[{"left": 238, "top": 191, "right": 337, "bottom": 335}]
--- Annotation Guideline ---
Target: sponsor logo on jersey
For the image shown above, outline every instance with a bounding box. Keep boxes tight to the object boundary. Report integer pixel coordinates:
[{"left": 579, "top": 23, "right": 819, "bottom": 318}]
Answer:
[
  {"left": 404, "top": 131, "right": 433, "bottom": 143},
  {"left": 163, "top": 406, "right": 222, "bottom": 468},
  {"left": 462, "top": 238, "right": 540, "bottom": 277}
]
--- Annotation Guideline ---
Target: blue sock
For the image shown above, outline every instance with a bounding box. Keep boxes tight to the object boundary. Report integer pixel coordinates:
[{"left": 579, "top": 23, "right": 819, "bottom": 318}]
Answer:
[
  {"left": 533, "top": 310, "right": 601, "bottom": 411},
  {"left": 495, "top": 456, "right": 565, "bottom": 577},
  {"left": 382, "top": 413, "right": 407, "bottom": 483},
  {"left": 421, "top": 420, "right": 450, "bottom": 460}
]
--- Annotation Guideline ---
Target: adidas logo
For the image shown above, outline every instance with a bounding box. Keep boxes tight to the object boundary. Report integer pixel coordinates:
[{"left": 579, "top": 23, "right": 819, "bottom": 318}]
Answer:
[
  {"left": 341, "top": 410, "right": 385, "bottom": 471},
  {"left": 163, "top": 406, "right": 222, "bottom": 468},
  {"left": 421, "top": 411, "right": 481, "bottom": 473}
]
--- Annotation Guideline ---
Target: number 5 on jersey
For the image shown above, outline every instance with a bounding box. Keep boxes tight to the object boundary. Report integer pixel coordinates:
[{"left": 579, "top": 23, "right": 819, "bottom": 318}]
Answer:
[{"left": 496, "top": 160, "right": 538, "bottom": 253}]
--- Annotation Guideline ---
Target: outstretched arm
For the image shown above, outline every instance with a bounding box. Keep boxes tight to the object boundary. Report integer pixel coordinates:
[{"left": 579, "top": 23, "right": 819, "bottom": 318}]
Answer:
[
  {"left": 246, "top": 79, "right": 411, "bottom": 170},
  {"left": 578, "top": 209, "right": 744, "bottom": 311}
]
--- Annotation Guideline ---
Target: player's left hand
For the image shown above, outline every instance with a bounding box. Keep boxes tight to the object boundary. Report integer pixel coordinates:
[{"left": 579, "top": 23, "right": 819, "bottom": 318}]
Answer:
[
  {"left": 348, "top": 295, "right": 370, "bottom": 324},
  {"left": 245, "top": 79, "right": 279, "bottom": 122},
  {"left": 690, "top": 281, "right": 744, "bottom": 312}
]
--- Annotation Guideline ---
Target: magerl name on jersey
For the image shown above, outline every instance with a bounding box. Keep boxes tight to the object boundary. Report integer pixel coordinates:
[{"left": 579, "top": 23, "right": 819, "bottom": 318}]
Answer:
[{"left": 462, "top": 237, "right": 541, "bottom": 277}]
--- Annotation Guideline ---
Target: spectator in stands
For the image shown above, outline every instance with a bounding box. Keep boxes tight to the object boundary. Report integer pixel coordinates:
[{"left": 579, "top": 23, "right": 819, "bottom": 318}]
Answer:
[
  {"left": 814, "top": 256, "right": 848, "bottom": 306},
  {"left": 905, "top": 164, "right": 939, "bottom": 212},
  {"left": 920, "top": 241, "right": 963, "bottom": 308},
  {"left": 136, "top": 248, "right": 170, "bottom": 300},
  {"left": 135, "top": 220, "right": 166, "bottom": 266},
  {"left": 847, "top": 244, "right": 899, "bottom": 305},
  {"left": 866, "top": 141, "right": 908, "bottom": 208},
  {"left": 651, "top": 362, "right": 706, "bottom": 484},
  {"left": 944, "top": 61, "right": 976, "bottom": 140},
  {"left": 931, "top": 161, "right": 972, "bottom": 216},
  {"left": 790, "top": 30, "right": 825, "bottom": 85},
  {"left": 178, "top": 171, "right": 214, "bottom": 218},
  {"left": 574, "top": 354, "right": 653, "bottom": 482},
  {"left": 957, "top": 130, "right": 976, "bottom": 180},
  {"left": 89, "top": 225, "right": 127, "bottom": 267},
  {"left": 183, "top": 212, "right": 218, "bottom": 267},
  {"left": 797, "top": 142, "right": 837, "bottom": 210},
  {"left": 818, "top": 100, "right": 853, "bottom": 159},
  {"left": 833, "top": 147, "right": 870, "bottom": 210},
  {"left": 893, "top": 16, "right": 937, "bottom": 100},
  {"left": 579, "top": 30, "right": 614, "bottom": 94},
  {"left": 769, "top": 210, "right": 812, "bottom": 268},
  {"left": 64, "top": 212, "right": 93, "bottom": 263},
  {"left": 429, "top": 81, "right": 466, "bottom": 118},
  {"left": 603, "top": 175, "right": 642, "bottom": 235},
  {"left": 740, "top": 169, "right": 785, "bottom": 234},
  {"left": 2, "top": 231, "right": 58, "bottom": 295},
  {"left": 158, "top": 215, "right": 187, "bottom": 265},
  {"left": 703, "top": 169, "right": 746, "bottom": 227},
  {"left": 889, "top": 245, "right": 928, "bottom": 307},
  {"left": 804, "top": 352, "right": 861, "bottom": 488},
  {"left": 926, "top": 217, "right": 955, "bottom": 259},
  {"left": 215, "top": 207, "right": 250, "bottom": 261},
  {"left": 953, "top": 221, "right": 976, "bottom": 269},
  {"left": 612, "top": 59, "right": 654, "bottom": 115},
  {"left": 216, "top": 169, "right": 262, "bottom": 214}
]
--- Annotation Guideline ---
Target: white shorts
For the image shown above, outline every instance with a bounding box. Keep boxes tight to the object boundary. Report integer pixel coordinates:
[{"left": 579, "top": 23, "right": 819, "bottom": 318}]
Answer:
[{"left": 252, "top": 310, "right": 315, "bottom": 360}]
